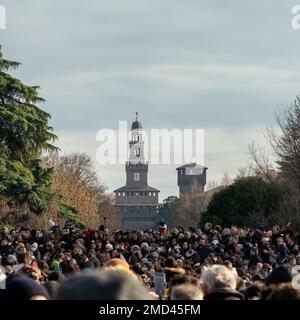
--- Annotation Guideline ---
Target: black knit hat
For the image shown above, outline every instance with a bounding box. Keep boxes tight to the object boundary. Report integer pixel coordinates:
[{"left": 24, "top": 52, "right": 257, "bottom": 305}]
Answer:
[{"left": 1, "top": 275, "right": 50, "bottom": 300}]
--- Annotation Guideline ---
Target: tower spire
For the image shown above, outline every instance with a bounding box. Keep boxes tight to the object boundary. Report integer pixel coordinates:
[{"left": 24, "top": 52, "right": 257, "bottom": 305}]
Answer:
[{"left": 136, "top": 111, "right": 139, "bottom": 121}]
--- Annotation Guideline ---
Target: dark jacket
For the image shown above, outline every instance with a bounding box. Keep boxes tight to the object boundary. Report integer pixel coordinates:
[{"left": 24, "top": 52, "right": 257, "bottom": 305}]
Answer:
[
  {"left": 197, "top": 245, "right": 211, "bottom": 262},
  {"left": 204, "top": 287, "right": 244, "bottom": 300}
]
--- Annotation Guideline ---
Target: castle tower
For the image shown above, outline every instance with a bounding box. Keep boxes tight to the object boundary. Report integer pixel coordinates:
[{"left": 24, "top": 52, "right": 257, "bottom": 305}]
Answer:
[
  {"left": 177, "top": 163, "right": 207, "bottom": 196},
  {"left": 114, "top": 113, "right": 160, "bottom": 230}
]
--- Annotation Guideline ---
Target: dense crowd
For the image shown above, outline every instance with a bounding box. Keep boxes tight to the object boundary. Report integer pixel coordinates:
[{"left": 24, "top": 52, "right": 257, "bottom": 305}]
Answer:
[{"left": 0, "top": 220, "right": 300, "bottom": 300}]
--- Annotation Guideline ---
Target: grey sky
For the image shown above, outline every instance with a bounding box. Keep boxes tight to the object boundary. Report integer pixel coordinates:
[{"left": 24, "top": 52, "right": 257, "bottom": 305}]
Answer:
[{"left": 1, "top": 1, "right": 300, "bottom": 199}]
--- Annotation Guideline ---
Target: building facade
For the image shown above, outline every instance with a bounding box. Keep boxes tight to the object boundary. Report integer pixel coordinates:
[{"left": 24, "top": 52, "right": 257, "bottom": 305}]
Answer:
[
  {"left": 177, "top": 162, "right": 207, "bottom": 196},
  {"left": 114, "top": 114, "right": 160, "bottom": 230}
]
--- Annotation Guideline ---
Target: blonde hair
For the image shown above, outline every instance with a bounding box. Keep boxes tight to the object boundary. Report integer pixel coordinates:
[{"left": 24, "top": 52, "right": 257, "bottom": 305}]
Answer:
[{"left": 103, "top": 258, "right": 139, "bottom": 282}]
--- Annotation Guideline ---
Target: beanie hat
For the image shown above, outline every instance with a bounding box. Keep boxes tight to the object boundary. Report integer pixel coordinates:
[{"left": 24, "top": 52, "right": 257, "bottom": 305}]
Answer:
[
  {"left": 1, "top": 275, "right": 49, "bottom": 300},
  {"left": 105, "top": 243, "right": 114, "bottom": 252},
  {"left": 52, "top": 260, "right": 61, "bottom": 272},
  {"left": 31, "top": 242, "right": 38, "bottom": 253},
  {"left": 17, "top": 243, "right": 25, "bottom": 249}
]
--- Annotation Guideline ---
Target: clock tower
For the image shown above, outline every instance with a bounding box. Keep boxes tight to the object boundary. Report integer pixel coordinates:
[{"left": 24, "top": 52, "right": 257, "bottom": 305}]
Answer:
[{"left": 114, "top": 113, "right": 160, "bottom": 230}]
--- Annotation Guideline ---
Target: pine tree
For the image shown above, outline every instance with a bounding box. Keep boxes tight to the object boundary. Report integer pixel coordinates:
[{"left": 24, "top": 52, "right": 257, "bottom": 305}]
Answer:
[{"left": 0, "top": 47, "right": 58, "bottom": 213}]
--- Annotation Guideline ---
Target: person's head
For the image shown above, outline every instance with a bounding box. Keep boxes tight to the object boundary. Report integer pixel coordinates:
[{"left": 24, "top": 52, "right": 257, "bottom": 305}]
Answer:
[
  {"left": 24, "top": 251, "right": 35, "bottom": 266},
  {"left": 103, "top": 258, "right": 130, "bottom": 271},
  {"left": 184, "top": 231, "right": 191, "bottom": 240},
  {"left": 204, "top": 222, "right": 212, "bottom": 231},
  {"left": 243, "top": 282, "right": 266, "bottom": 300},
  {"left": 165, "top": 257, "right": 177, "bottom": 268},
  {"left": 171, "top": 238, "right": 177, "bottom": 246},
  {"left": 250, "top": 247, "right": 258, "bottom": 256},
  {"left": 170, "top": 284, "right": 203, "bottom": 300},
  {"left": 141, "top": 242, "right": 149, "bottom": 252},
  {"left": 43, "top": 281, "right": 59, "bottom": 299},
  {"left": 201, "top": 264, "right": 237, "bottom": 295},
  {"left": 7, "top": 254, "right": 17, "bottom": 265},
  {"left": 223, "top": 260, "right": 233, "bottom": 270},
  {"left": 198, "top": 237, "right": 206, "bottom": 246},
  {"left": 231, "top": 226, "right": 238, "bottom": 235},
  {"left": 73, "top": 247, "right": 82, "bottom": 256},
  {"left": 56, "top": 270, "right": 152, "bottom": 300},
  {"left": 63, "top": 252, "right": 72, "bottom": 261},
  {"left": 276, "top": 237, "right": 284, "bottom": 246},
  {"left": 48, "top": 271, "right": 65, "bottom": 282},
  {"left": 182, "top": 242, "right": 188, "bottom": 250},
  {"left": 272, "top": 226, "right": 280, "bottom": 235},
  {"left": 265, "top": 265, "right": 293, "bottom": 286},
  {"left": 222, "top": 228, "right": 231, "bottom": 236},
  {"left": 2, "top": 275, "right": 49, "bottom": 300},
  {"left": 46, "top": 241, "right": 54, "bottom": 251},
  {"left": 266, "top": 283, "right": 300, "bottom": 300}
]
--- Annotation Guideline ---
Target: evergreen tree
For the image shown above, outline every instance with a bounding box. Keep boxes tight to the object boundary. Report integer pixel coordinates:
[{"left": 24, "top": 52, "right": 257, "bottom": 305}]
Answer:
[{"left": 0, "top": 47, "right": 58, "bottom": 213}]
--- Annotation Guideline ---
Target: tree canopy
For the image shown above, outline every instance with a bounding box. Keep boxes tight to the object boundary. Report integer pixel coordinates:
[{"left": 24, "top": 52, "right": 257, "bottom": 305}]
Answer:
[
  {"left": 0, "top": 49, "right": 57, "bottom": 213},
  {"left": 201, "top": 176, "right": 286, "bottom": 228}
]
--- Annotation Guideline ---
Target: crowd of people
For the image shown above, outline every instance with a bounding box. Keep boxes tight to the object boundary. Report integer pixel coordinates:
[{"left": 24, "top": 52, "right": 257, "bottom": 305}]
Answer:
[{"left": 0, "top": 220, "right": 300, "bottom": 300}]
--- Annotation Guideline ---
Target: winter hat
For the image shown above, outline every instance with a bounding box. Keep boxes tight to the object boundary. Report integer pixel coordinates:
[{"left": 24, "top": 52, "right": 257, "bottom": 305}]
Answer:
[
  {"left": 265, "top": 265, "right": 292, "bottom": 286},
  {"left": 186, "top": 250, "right": 194, "bottom": 258},
  {"left": 1, "top": 275, "right": 49, "bottom": 300},
  {"left": 171, "top": 228, "right": 179, "bottom": 235},
  {"left": 262, "top": 263, "right": 272, "bottom": 270},
  {"left": 17, "top": 243, "right": 25, "bottom": 249},
  {"left": 52, "top": 260, "right": 61, "bottom": 272},
  {"left": 57, "top": 270, "right": 151, "bottom": 300},
  {"left": 142, "top": 258, "right": 149, "bottom": 264},
  {"left": 177, "top": 233, "right": 185, "bottom": 240},
  {"left": 30, "top": 242, "right": 38, "bottom": 253},
  {"left": 264, "top": 230, "right": 273, "bottom": 237},
  {"left": 105, "top": 243, "right": 114, "bottom": 252},
  {"left": 84, "top": 229, "right": 92, "bottom": 237}
]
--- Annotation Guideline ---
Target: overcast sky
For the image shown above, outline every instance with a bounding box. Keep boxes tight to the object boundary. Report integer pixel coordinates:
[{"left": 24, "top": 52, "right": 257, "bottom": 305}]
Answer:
[{"left": 1, "top": 1, "right": 300, "bottom": 200}]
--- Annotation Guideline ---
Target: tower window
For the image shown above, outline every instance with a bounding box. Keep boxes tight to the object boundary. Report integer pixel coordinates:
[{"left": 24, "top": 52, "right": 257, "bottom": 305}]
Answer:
[
  {"left": 134, "top": 172, "right": 140, "bottom": 181},
  {"left": 135, "top": 148, "right": 140, "bottom": 157}
]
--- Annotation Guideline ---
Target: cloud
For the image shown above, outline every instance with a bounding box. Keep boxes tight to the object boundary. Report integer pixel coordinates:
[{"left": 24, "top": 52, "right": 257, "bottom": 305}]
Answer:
[{"left": 1, "top": 0, "right": 298, "bottom": 200}]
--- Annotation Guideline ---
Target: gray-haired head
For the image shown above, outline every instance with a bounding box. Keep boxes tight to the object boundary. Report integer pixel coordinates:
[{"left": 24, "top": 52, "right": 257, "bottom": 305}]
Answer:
[
  {"left": 170, "top": 284, "right": 203, "bottom": 300},
  {"left": 201, "top": 264, "right": 237, "bottom": 294}
]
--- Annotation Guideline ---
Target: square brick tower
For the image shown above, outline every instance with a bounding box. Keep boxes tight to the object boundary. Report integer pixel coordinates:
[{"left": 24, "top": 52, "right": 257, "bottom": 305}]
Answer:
[{"left": 177, "top": 163, "right": 207, "bottom": 196}]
